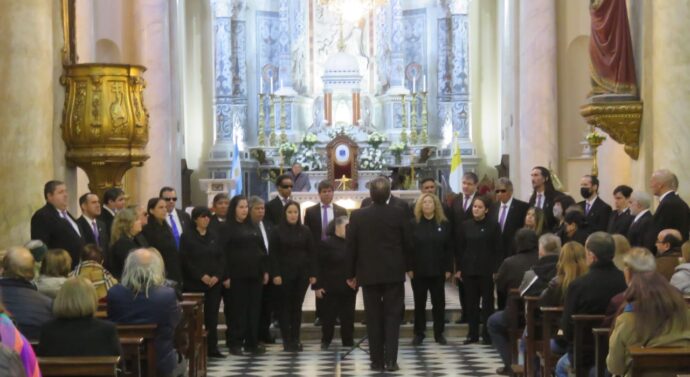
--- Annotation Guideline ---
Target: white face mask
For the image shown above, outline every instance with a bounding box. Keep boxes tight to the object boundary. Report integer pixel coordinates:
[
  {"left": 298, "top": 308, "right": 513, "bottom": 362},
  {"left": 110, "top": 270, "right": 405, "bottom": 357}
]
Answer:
[{"left": 553, "top": 205, "right": 563, "bottom": 220}]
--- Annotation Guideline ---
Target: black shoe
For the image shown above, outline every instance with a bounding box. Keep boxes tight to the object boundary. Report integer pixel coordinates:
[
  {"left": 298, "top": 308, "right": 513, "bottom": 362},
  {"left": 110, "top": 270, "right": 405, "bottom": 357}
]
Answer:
[
  {"left": 283, "top": 343, "right": 296, "bottom": 352},
  {"left": 481, "top": 336, "right": 492, "bottom": 345},
  {"left": 228, "top": 346, "right": 243, "bottom": 356},
  {"left": 412, "top": 335, "right": 424, "bottom": 346},
  {"left": 313, "top": 317, "right": 322, "bottom": 326},
  {"left": 245, "top": 345, "right": 266, "bottom": 355},
  {"left": 208, "top": 349, "right": 226, "bottom": 358},
  {"left": 463, "top": 337, "right": 478, "bottom": 345},
  {"left": 260, "top": 335, "right": 276, "bottom": 344},
  {"left": 320, "top": 342, "right": 330, "bottom": 350},
  {"left": 385, "top": 361, "right": 400, "bottom": 371},
  {"left": 342, "top": 340, "right": 354, "bottom": 347},
  {"left": 295, "top": 342, "right": 304, "bottom": 352},
  {"left": 435, "top": 335, "right": 447, "bottom": 345},
  {"left": 370, "top": 362, "right": 384, "bottom": 371},
  {"left": 496, "top": 366, "right": 511, "bottom": 375}
]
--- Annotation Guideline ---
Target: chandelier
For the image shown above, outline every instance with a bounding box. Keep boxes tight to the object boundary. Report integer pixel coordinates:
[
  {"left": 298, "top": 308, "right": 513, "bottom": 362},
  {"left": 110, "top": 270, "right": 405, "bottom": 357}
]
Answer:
[{"left": 318, "top": 0, "right": 388, "bottom": 23}]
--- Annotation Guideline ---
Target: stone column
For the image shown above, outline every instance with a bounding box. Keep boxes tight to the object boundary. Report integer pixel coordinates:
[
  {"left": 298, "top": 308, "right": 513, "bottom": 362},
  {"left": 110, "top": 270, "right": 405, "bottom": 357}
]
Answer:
[
  {"left": 352, "top": 91, "right": 361, "bottom": 125},
  {"left": 517, "top": 0, "right": 558, "bottom": 198},
  {"left": 132, "top": 0, "right": 181, "bottom": 201},
  {"left": 0, "top": 0, "right": 57, "bottom": 245},
  {"left": 652, "top": 2, "right": 690, "bottom": 199},
  {"left": 324, "top": 91, "right": 332, "bottom": 125},
  {"left": 277, "top": 0, "right": 298, "bottom": 96},
  {"left": 386, "top": 0, "right": 407, "bottom": 94}
]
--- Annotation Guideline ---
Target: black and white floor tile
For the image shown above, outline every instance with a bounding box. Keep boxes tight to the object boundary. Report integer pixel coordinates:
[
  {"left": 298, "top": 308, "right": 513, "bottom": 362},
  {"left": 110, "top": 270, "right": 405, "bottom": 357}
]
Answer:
[{"left": 207, "top": 338, "right": 503, "bottom": 376}]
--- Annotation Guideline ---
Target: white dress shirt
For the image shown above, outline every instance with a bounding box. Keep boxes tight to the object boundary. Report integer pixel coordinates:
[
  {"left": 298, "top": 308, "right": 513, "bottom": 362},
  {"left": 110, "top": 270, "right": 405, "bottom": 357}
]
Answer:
[{"left": 57, "top": 208, "right": 81, "bottom": 236}]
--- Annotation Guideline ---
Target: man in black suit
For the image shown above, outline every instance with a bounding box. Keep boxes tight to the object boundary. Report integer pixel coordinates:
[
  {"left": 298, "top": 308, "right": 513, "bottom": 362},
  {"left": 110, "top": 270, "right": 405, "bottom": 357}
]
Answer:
[
  {"left": 99, "top": 187, "right": 125, "bottom": 238},
  {"left": 627, "top": 191, "right": 655, "bottom": 252},
  {"left": 360, "top": 176, "right": 411, "bottom": 215},
  {"left": 490, "top": 177, "right": 529, "bottom": 309},
  {"left": 159, "top": 186, "right": 191, "bottom": 249},
  {"left": 650, "top": 169, "right": 690, "bottom": 243},
  {"left": 527, "top": 166, "right": 560, "bottom": 230},
  {"left": 209, "top": 193, "right": 230, "bottom": 234},
  {"left": 76, "top": 193, "right": 110, "bottom": 253},
  {"left": 304, "top": 180, "right": 348, "bottom": 326},
  {"left": 249, "top": 195, "right": 276, "bottom": 344},
  {"left": 577, "top": 175, "right": 612, "bottom": 233},
  {"left": 347, "top": 177, "right": 413, "bottom": 372},
  {"left": 265, "top": 174, "right": 293, "bottom": 226},
  {"left": 607, "top": 185, "right": 634, "bottom": 235},
  {"left": 30, "top": 180, "right": 85, "bottom": 268}
]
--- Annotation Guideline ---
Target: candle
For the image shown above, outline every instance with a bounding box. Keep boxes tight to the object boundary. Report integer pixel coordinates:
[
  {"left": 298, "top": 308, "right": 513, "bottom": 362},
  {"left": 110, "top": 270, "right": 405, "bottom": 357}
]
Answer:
[
  {"left": 260, "top": 77, "right": 264, "bottom": 94},
  {"left": 270, "top": 77, "right": 274, "bottom": 94},
  {"left": 412, "top": 77, "right": 416, "bottom": 94},
  {"left": 423, "top": 75, "right": 427, "bottom": 93},
  {"left": 280, "top": 79, "right": 284, "bottom": 89}
]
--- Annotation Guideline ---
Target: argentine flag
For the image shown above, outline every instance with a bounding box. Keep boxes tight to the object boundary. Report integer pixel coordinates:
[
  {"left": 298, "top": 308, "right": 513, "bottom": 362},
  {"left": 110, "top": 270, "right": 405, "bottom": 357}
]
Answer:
[
  {"left": 448, "top": 137, "right": 463, "bottom": 194},
  {"left": 230, "top": 139, "right": 243, "bottom": 197}
]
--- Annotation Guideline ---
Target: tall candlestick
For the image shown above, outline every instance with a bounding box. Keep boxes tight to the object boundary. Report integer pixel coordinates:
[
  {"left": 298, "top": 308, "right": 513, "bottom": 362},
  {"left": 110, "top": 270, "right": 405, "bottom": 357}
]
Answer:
[
  {"left": 412, "top": 77, "right": 416, "bottom": 94},
  {"left": 270, "top": 77, "right": 274, "bottom": 94},
  {"left": 423, "top": 75, "right": 427, "bottom": 93},
  {"left": 260, "top": 77, "right": 264, "bottom": 94}
]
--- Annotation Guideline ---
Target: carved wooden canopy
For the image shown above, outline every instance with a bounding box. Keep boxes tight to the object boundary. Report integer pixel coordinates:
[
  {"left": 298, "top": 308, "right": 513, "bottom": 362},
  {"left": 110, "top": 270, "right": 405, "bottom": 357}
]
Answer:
[{"left": 326, "top": 134, "right": 359, "bottom": 190}]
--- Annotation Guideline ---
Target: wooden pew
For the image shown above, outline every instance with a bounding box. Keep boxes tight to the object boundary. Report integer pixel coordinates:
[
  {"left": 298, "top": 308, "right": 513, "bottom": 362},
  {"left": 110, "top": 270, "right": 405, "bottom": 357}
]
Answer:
[
  {"left": 524, "top": 296, "right": 542, "bottom": 377},
  {"left": 182, "top": 293, "right": 207, "bottom": 377},
  {"left": 39, "top": 356, "right": 120, "bottom": 376},
  {"left": 117, "top": 324, "right": 157, "bottom": 377},
  {"left": 506, "top": 289, "right": 525, "bottom": 375},
  {"left": 121, "top": 337, "right": 144, "bottom": 377},
  {"left": 630, "top": 346, "right": 690, "bottom": 375},
  {"left": 538, "top": 306, "right": 563, "bottom": 376},
  {"left": 592, "top": 327, "right": 610, "bottom": 377},
  {"left": 572, "top": 314, "right": 605, "bottom": 377}
]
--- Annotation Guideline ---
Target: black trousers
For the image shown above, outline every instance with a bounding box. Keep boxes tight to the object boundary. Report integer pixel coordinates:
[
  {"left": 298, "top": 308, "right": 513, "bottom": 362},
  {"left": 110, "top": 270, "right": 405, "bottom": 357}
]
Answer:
[
  {"left": 411, "top": 276, "right": 446, "bottom": 338},
  {"left": 259, "top": 282, "right": 276, "bottom": 341},
  {"left": 362, "top": 282, "right": 404, "bottom": 365},
  {"left": 457, "top": 279, "right": 467, "bottom": 320},
  {"left": 185, "top": 284, "right": 222, "bottom": 351},
  {"left": 276, "top": 275, "right": 309, "bottom": 345},
  {"left": 224, "top": 277, "right": 262, "bottom": 349},
  {"left": 464, "top": 274, "right": 495, "bottom": 339},
  {"left": 320, "top": 289, "right": 356, "bottom": 345}
]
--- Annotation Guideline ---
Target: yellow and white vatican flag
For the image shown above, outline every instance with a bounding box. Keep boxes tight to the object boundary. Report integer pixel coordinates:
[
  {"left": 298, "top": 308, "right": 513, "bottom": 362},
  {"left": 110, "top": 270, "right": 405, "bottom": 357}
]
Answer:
[{"left": 448, "top": 138, "right": 463, "bottom": 194}]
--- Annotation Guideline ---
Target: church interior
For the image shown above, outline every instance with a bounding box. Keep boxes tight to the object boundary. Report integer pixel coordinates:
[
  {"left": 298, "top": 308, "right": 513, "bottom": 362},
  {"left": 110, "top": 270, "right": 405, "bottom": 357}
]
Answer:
[{"left": 2, "top": 0, "right": 690, "bottom": 376}]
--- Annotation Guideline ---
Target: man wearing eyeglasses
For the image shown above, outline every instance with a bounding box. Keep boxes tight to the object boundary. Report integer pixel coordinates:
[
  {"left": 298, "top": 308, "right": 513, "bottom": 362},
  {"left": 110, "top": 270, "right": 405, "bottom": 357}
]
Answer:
[
  {"left": 266, "top": 174, "right": 293, "bottom": 225},
  {"left": 159, "top": 186, "right": 192, "bottom": 249}
]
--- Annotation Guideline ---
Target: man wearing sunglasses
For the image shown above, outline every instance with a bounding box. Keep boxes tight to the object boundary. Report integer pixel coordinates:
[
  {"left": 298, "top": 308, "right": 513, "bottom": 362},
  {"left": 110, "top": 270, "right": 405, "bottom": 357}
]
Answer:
[
  {"left": 266, "top": 174, "right": 293, "bottom": 225},
  {"left": 159, "top": 186, "right": 192, "bottom": 249}
]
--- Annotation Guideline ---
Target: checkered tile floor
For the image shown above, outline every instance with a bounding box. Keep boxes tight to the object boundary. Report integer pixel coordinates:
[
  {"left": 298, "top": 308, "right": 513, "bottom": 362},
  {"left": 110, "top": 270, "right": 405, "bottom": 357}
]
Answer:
[{"left": 207, "top": 338, "right": 502, "bottom": 376}]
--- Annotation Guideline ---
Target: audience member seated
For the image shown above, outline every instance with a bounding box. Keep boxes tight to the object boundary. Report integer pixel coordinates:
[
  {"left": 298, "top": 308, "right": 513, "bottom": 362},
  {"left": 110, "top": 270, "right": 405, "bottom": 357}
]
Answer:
[
  {"left": 488, "top": 232, "right": 560, "bottom": 375},
  {"left": 0, "top": 246, "right": 53, "bottom": 340},
  {"left": 555, "top": 232, "right": 627, "bottom": 377},
  {"left": 70, "top": 244, "right": 118, "bottom": 301},
  {"left": 670, "top": 241, "right": 690, "bottom": 294},
  {"left": 0, "top": 301, "right": 40, "bottom": 377},
  {"left": 607, "top": 271, "right": 690, "bottom": 377},
  {"left": 539, "top": 241, "right": 588, "bottom": 308},
  {"left": 107, "top": 248, "right": 184, "bottom": 377},
  {"left": 523, "top": 207, "right": 545, "bottom": 236},
  {"left": 35, "top": 248, "right": 72, "bottom": 298},
  {"left": 109, "top": 208, "right": 145, "bottom": 280},
  {"left": 602, "top": 248, "right": 656, "bottom": 328},
  {"left": 494, "top": 228, "right": 539, "bottom": 306},
  {"left": 38, "top": 277, "right": 122, "bottom": 357},
  {"left": 560, "top": 210, "right": 588, "bottom": 246},
  {"left": 655, "top": 228, "right": 683, "bottom": 281},
  {"left": 612, "top": 234, "right": 632, "bottom": 271}
]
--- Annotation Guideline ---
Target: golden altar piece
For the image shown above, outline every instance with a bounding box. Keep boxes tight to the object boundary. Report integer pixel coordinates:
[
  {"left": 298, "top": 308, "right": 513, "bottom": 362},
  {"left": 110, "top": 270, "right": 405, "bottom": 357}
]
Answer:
[{"left": 579, "top": 100, "right": 643, "bottom": 160}]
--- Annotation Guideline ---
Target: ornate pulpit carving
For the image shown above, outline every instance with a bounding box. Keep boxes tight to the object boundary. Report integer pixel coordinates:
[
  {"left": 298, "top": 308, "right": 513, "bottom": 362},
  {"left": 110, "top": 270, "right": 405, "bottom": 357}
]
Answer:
[{"left": 326, "top": 135, "right": 358, "bottom": 190}]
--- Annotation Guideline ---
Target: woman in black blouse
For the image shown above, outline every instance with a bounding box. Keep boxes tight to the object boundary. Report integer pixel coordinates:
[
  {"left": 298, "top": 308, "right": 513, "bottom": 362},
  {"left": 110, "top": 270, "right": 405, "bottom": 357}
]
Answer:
[
  {"left": 455, "top": 195, "right": 501, "bottom": 344},
  {"left": 221, "top": 195, "right": 268, "bottom": 355},
  {"left": 410, "top": 193, "right": 452, "bottom": 346},
  {"left": 180, "top": 206, "right": 225, "bottom": 358},
  {"left": 270, "top": 201, "right": 317, "bottom": 352},
  {"left": 141, "top": 198, "right": 182, "bottom": 285},
  {"left": 108, "top": 208, "right": 144, "bottom": 280}
]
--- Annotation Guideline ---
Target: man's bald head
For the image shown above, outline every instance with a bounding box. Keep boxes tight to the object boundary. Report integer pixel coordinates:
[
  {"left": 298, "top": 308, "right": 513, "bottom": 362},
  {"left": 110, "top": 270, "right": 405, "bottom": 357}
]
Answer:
[
  {"left": 657, "top": 228, "right": 683, "bottom": 255},
  {"left": 3, "top": 246, "right": 35, "bottom": 280},
  {"left": 651, "top": 169, "right": 676, "bottom": 196}
]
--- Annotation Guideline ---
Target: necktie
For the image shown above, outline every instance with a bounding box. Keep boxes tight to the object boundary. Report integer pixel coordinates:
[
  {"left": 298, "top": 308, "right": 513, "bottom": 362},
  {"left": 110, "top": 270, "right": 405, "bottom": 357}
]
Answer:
[
  {"left": 464, "top": 195, "right": 471, "bottom": 211},
  {"left": 321, "top": 204, "right": 330, "bottom": 240},
  {"left": 169, "top": 214, "right": 180, "bottom": 248},
  {"left": 282, "top": 198, "right": 288, "bottom": 206},
  {"left": 259, "top": 222, "right": 269, "bottom": 254},
  {"left": 92, "top": 219, "right": 100, "bottom": 245},
  {"left": 61, "top": 211, "right": 81, "bottom": 236},
  {"left": 585, "top": 202, "right": 591, "bottom": 215},
  {"left": 499, "top": 204, "right": 508, "bottom": 231},
  {"left": 537, "top": 194, "right": 543, "bottom": 209}
]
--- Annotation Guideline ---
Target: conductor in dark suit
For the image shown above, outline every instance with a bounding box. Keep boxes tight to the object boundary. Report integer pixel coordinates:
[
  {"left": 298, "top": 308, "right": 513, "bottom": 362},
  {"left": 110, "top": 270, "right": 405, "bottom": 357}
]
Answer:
[
  {"left": 490, "top": 178, "right": 528, "bottom": 309},
  {"left": 76, "top": 193, "right": 110, "bottom": 253},
  {"left": 607, "top": 185, "right": 634, "bottom": 235},
  {"left": 627, "top": 191, "right": 655, "bottom": 252},
  {"left": 577, "top": 175, "right": 612, "bottom": 233},
  {"left": 527, "top": 166, "right": 560, "bottom": 230},
  {"left": 347, "top": 177, "right": 413, "bottom": 372},
  {"left": 265, "top": 174, "right": 293, "bottom": 226},
  {"left": 360, "top": 177, "right": 411, "bottom": 216},
  {"left": 304, "top": 180, "right": 347, "bottom": 326},
  {"left": 31, "top": 180, "right": 85, "bottom": 268},
  {"left": 650, "top": 169, "right": 690, "bottom": 243}
]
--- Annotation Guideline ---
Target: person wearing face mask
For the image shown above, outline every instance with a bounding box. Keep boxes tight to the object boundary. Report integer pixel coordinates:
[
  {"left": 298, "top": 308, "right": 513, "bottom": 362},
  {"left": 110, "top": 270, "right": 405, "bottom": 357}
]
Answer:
[
  {"left": 577, "top": 175, "right": 612, "bottom": 233},
  {"left": 551, "top": 194, "right": 576, "bottom": 235}
]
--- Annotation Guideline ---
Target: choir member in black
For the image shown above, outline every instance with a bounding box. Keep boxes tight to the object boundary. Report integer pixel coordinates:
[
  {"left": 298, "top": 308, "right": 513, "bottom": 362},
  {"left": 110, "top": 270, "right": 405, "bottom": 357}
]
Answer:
[
  {"left": 209, "top": 193, "right": 230, "bottom": 234},
  {"left": 527, "top": 166, "right": 560, "bottom": 230},
  {"left": 455, "top": 195, "right": 501, "bottom": 344},
  {"left": 180, "top": 206, "right": 225, "bottom": 358},
  {"left": 141, "top": 198, "right": 182, "bottom": 285},
  {"left": 221, "top": 195, "right": 269, "bottom": 355},
  {"left": 410, "top": 193, "right": 452, "bottom": 346},
  {"left": 577, "top": 174, "right": 612, "bottom": 233},
  {"left": 270, "top": 201, "right": 317, "bottom": 352},
  {"left": 607, "top": 185, "right": 634, "bottom": 235},
  {"left": 248, "top": 196, "right": 276, "bottom": 344},
  {"left": 108, "top": 208, "right": 144, "bottom": 280},
  {"left": 314, "top": 216, "right": 356, "bottom": 350}
]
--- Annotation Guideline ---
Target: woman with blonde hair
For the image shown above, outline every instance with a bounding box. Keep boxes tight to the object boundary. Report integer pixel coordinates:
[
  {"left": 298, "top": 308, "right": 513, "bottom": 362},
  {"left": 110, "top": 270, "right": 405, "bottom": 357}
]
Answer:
[
  {"left": 38, "top": 277, "right": 122, "bottom": 357},
  {"left": 539, "top": 241, "right": 589, "bottom": 307},
  {"left": 523, "top": 207, "right": 545, "bottom": 236},
  {"left": 410, "top": 193, "right": 452, "bottom": 345},
  {"left": 36, "top": 248, "right": 72, "bottom": 298},
  {"left": 612, "top": 234, "right": 632, "bottom": 271},
  {"left": 109, "top": 207, "right": 145, "bottom": 280}
]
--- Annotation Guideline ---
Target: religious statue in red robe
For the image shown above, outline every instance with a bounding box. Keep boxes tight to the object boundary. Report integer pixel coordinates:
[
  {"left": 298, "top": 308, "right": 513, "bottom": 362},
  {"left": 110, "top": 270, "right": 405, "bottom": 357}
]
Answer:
[{"left": 588, "top": 0, "right": 638, "bottom": 97}]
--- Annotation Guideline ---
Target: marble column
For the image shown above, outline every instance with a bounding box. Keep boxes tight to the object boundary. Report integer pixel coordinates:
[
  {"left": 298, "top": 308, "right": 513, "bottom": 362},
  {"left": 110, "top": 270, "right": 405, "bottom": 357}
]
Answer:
[
  {"left": 517, "top": 0, "right": 558, "bottom": 198},
  {"left": 386, "top": 0, "right": 407, "bottom": 94},
  {"left": 132, "top": 0, "right": 181, "bottom": 202},
  {"left": 277, "top": 0, "right": 297, "bottom": 95},
  {"left": 0, "top": 0, "right": 57, "bottom": 245},
  {"left": 652, "top": 2, "right": 690, "bottom": 200},
  {"left": 499, "top": 0, "right": 521, "bottom": 192}
]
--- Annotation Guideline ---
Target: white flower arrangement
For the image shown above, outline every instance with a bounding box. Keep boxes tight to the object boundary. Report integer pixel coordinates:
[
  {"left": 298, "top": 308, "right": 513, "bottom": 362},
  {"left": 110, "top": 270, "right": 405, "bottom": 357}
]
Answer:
[
  {"left": 326, "top": 126, "right": 355, "bottom": 139},
  {"left": 389, "top": 142, "right": 407, "bottom": 162},
  {"left": 367, "top": 131, "right": 387, "bottom": 149},
  {"left": 294, "top": 139, "right": 323, "bottom": 171},
  {"left": 278, "top": 142, "right": 297, "bottom": 164},
  {"left": 302, "top": 132, "right": 318, "bottom": 148},
  {"left": 358, "top": 147, "right": 385, "bottom": 170}
]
